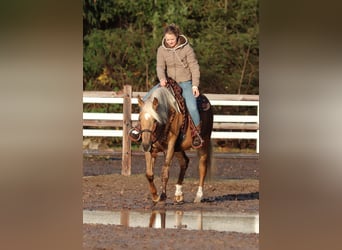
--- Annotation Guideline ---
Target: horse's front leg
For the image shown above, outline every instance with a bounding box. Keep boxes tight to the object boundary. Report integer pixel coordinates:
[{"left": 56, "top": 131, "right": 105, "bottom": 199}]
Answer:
[
  {"left": 160, "top": 139, "right": 177, "bottom": 201},
  {"left": 173, "top": 151, "right": 189, "bottom": 203},
  {"left": 145, "top": 152, "right": 159, "bottom": 202}
]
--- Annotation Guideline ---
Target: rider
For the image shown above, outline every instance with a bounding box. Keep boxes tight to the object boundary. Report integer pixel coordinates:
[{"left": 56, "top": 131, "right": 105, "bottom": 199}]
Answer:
[{"left": 129, "top": 24, "right": 203, "bottom": 148}]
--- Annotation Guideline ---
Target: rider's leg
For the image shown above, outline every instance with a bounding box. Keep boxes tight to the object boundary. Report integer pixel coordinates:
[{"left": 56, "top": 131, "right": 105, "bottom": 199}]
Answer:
[{"left": 178, "top": 81, "right": 203, "bottom": 148}]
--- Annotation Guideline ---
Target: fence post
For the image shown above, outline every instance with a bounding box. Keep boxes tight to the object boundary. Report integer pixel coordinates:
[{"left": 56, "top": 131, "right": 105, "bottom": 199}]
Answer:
[{"left": 121, "top": 85, "right": 132, "bottom": 176}]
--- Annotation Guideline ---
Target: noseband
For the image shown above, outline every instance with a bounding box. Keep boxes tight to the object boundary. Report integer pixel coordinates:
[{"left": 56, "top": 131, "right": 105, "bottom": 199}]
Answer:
[
  {"left": 139, "top": 129, "right": 154, "bottom": 136},
  {"left": 138, "top": 121, "right": 159, "bottom": 144}
]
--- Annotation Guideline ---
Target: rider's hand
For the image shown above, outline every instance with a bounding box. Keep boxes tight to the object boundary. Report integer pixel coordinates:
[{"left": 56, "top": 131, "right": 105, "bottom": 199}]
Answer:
[
  {"left": 192, "top": 86, "right": 200, "bottom": 97},
  {"left": 160, "top": 79, "right": 167, "bottom": 87}
]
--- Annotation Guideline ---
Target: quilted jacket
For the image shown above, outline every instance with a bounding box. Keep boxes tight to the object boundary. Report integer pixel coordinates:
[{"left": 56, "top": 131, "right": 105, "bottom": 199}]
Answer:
[{"left": 156, "top": 35, "right": 200, "bottom": 87}]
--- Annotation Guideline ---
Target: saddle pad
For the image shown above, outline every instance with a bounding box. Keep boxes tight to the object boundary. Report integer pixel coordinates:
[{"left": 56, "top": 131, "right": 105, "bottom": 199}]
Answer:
[{"left": 197, "top": 94, "right": 211, "bottom": 112}]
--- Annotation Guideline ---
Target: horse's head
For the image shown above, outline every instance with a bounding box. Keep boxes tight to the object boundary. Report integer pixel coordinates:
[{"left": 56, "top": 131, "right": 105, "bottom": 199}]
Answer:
[{"left": 138, "top": 95, "right": 158, "bottom": 152}]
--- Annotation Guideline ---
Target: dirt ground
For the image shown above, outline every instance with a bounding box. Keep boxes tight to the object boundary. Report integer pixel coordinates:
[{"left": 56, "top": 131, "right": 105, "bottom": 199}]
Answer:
[{"left": 83, "top": 151, "right": 259, "bottom": 250}]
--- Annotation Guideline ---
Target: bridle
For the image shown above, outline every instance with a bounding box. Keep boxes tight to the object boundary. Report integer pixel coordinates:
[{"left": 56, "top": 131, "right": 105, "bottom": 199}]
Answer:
[
  {"left": 138, "top": 120, "right": 158, "bottom": 144},
  {"left": 140, "top": 129, "right": 154, "bottom": 134}
]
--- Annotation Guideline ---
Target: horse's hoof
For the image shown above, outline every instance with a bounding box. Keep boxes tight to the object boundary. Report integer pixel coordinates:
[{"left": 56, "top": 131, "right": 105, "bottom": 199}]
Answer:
[
  {"left": 194, "top": 196, "right": 202, "bottom": 203},
  {"left": 174, "top": 195, "right": 184, "bottom": 203},
  {"left": 159, "top": 193, "right": 167, "bottom": 201},
  {"left": 152, "top": 195, "right": 160, "bottom": 204}
]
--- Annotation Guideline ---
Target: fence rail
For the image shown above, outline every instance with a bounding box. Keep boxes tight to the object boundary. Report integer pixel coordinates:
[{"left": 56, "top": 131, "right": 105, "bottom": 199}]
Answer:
[{"left": 83, "top": 86, "right": 259, "bottom": 175}]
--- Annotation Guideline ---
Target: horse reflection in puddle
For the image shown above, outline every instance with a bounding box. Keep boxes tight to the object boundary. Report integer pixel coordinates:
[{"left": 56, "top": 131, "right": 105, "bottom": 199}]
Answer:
[
  {"left": 148, "top": 210, "right": 203, "bottom": 230},
  {"left": 107, "top": 209, "right": 258, "bottom": 233}
]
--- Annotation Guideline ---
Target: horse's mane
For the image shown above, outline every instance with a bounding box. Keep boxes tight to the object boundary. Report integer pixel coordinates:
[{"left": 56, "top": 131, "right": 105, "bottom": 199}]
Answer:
[{"left": 142, "top": 87, "right": 180, "bottom": 124}]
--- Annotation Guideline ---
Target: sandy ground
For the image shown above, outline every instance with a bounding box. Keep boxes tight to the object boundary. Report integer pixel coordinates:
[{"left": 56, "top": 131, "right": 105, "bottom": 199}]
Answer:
[{"left": 83, "top": 151, "right": 259, "bottom": 250}]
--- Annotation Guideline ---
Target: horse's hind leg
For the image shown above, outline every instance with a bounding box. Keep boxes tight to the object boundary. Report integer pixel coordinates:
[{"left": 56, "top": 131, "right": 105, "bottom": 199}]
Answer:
[
  {"left": 194, "top": 148, "right": 209, "bottom": 203},
  {"left": 145, "top": 152, "right": 159, "bottom": 203},
  {"left": 174, "top": 151, "right": 189, "bottom": 203}
]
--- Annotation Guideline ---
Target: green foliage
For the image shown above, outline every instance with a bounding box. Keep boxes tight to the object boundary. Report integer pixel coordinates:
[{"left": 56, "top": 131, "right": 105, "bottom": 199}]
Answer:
[
  {"left": 83, "top": 0, "right": 258, "bottom": 94},
  {"left": 83, "top": 28, "right": 152, "bottom": 90}
]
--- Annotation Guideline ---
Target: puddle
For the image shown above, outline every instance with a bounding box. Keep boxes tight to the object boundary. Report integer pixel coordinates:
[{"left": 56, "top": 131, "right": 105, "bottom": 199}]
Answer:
[{"left": 83, "top": 209, "right": 259, "bottom": 234}]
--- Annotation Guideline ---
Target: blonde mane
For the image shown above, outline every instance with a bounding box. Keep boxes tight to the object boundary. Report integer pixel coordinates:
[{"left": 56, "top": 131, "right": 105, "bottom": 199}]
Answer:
[{"left": 141, "top": 87, "right": 180, "bottom": 124}]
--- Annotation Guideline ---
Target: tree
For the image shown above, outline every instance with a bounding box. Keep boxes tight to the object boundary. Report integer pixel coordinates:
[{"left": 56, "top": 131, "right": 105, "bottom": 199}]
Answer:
[{"left": 83, "top": 0, "right": 259, "bottom": 94}]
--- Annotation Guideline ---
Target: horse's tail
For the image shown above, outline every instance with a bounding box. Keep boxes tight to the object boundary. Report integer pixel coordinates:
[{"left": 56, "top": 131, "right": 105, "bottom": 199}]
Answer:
[
  {"left": 201, "top": 96, "right": 214, "bottom": 182},
  {"left": 206, "top": 139, "right": 214, "bottom": 182}
]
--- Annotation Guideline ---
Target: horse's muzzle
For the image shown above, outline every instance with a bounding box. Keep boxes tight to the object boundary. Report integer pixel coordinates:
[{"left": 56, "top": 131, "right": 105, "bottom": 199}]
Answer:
[
  {"left": 140, "top": 129, "right": 153, "bottom": 152},
  {"left": 142, "top": 143, "right": 152, "bottom": 152}
]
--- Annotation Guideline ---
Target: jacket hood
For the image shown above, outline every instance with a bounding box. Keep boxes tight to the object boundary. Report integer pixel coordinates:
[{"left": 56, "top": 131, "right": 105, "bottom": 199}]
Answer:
[{"left": 161, "top": 35, "right": 188, "bottom": 50}]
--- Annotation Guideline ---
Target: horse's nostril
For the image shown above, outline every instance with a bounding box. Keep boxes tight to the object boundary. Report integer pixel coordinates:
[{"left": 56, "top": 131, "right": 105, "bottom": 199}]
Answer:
[{"left": 142, "top": 143, "right": 151, "bottom": 152}]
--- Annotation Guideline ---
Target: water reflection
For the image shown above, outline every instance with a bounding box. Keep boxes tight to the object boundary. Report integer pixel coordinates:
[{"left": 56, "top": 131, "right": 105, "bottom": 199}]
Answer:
[{"left": 84, "top": 209, "right": 259, "bottom": 234}]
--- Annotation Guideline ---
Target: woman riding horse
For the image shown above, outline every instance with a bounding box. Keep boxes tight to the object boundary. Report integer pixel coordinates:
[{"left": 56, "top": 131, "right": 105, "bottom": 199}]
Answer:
[{"left": 129, "top": 23, "right": 203, "bottom": 148}]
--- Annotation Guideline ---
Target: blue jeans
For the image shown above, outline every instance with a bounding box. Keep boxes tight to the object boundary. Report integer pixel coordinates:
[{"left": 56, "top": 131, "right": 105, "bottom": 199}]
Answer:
[{"left": 143, "top": 81, "right": 200, "bottom": 126}]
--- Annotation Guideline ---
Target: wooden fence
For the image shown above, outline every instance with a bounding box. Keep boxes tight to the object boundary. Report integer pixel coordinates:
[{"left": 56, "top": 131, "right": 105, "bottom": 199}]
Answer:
[{"left": 83, "top": 85, "right": 259, "bottom": 175}]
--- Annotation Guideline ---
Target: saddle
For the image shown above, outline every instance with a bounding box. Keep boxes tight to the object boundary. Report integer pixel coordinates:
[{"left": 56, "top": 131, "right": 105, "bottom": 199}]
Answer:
[
  {"left": 166, "top": 77, "right": 211, "bottom": 139},
  {"left": 166, "top": 78, "right": 188, "bottom": 135},
  {"left": 150, "top": 78, "right": 210, "bottom": 154}
]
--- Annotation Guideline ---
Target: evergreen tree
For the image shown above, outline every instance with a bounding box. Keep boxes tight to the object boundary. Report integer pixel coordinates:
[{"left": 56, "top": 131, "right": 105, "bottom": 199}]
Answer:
[{"left": 83, "top": 0, "right": 259, "bottom": 94}]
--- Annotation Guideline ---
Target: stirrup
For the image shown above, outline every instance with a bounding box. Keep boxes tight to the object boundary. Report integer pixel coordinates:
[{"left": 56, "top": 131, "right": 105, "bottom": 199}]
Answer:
[
  {"left": 192, "top": 134, "right": 204, "bottom": 149},
  {"left": 128, "top": 127, "right": 141, "bottom": 142}
]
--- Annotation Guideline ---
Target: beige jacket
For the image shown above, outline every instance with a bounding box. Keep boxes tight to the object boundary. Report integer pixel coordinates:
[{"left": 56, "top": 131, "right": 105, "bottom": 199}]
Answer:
[{"left": 156, "top": 35, "right": 200, "bottom": 87}]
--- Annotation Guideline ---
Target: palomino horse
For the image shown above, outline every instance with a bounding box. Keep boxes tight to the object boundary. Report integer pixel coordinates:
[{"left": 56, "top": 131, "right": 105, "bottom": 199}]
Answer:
[{"left": 136, "top": 83, "right": 213, "bottom": 203}]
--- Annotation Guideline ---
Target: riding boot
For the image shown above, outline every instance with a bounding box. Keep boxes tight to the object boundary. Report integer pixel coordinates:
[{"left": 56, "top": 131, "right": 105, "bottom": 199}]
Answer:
[
  {"left": 128, "top": 123, "right": 141, "bottom": 142},
  {"left": 192, "top": 124, "right": 204, "bottom": 149}
]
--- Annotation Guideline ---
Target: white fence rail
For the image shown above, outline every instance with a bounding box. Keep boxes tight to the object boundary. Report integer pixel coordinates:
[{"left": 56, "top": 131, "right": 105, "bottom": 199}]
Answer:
[{"left": 83, "top": 91, "right": 259, "bottom": 153}]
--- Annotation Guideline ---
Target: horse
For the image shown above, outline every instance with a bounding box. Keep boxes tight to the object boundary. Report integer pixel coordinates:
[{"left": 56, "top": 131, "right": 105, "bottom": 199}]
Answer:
[{"left": 136, "top": 82, "right": 213, "bottom": 203}]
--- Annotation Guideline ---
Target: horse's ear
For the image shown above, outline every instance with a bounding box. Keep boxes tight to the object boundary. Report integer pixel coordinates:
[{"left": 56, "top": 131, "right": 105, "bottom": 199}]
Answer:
[
  {"left": 152, "top": 97, "right": 159, "bottom": 110},
  {"left": 138, "top": 95, "right": 144, "bottom": 107}
]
